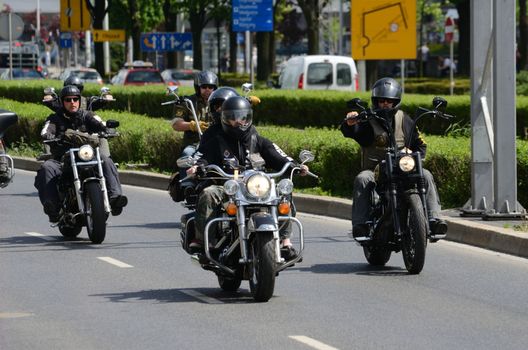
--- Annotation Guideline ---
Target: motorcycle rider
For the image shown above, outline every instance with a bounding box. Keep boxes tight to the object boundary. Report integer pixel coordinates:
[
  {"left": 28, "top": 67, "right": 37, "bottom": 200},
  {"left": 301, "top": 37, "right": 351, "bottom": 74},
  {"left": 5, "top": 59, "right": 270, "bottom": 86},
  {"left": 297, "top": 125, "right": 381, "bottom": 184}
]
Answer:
[
  {"left": 171, "top": 70, "right": 218, "bottom": 197},
  {"left": 340, "top": 77, "right": 447, "bottom": 239},
  {"left": 34, "top": 85, "right": 127, "bottom": 223},
  {"left": 42, "top": 75, "right": 113, "bottom": 157},
  {"left": 186, "top": 96, "right": 308, "bottom": 260}
]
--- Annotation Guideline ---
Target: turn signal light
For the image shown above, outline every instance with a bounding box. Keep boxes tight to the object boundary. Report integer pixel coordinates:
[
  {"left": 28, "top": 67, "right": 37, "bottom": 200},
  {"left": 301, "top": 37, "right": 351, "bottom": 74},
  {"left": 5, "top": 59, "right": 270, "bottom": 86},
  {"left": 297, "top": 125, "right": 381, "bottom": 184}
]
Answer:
[
  {"left": 226, "top": 202, "right": 237, "bottom": 216},
  {"left": 278, "top": 201, "right": 291, "bottom": 215}
]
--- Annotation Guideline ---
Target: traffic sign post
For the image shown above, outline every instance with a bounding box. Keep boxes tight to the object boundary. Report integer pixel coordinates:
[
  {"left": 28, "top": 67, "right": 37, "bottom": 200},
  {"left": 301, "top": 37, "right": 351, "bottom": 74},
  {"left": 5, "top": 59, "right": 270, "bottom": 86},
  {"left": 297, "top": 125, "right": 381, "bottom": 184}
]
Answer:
[
  {"left": 140, "top": 32, "right": 192, "bottom": 52},
  {"left": 60, "top": 32, "right": 73, "bottom": 48},
  {"left": 232, "top": 0, "right": 273, "bottom": 32},
  {"left": 445, "top": 17, "right": 456, "bottom": 95}
]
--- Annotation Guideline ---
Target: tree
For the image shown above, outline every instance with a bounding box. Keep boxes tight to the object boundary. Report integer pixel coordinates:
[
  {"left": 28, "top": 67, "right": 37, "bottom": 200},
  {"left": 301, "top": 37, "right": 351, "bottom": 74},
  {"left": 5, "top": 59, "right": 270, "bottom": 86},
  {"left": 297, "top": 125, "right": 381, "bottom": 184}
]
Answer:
[
  {"left": 451, "top": 0, "right": 469, "bottom": 76},
  {"left": 296, "top": 0, "right": 331, "bottom": 54}
]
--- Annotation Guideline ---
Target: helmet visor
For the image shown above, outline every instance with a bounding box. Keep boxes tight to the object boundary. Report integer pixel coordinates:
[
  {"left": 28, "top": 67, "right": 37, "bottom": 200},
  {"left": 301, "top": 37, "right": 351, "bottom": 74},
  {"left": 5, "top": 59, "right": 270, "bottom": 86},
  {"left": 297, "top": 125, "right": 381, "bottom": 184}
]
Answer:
[{"left": 222, "top": 109, "right": 253, "bottom": 130}]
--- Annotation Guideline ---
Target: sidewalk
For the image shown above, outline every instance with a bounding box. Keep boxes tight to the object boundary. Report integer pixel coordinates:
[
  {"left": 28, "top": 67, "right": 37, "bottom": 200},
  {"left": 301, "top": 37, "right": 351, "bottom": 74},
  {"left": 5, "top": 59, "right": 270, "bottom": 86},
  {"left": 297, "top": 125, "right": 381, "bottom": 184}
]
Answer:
[{"left": 13, "top": 156, "right": 528, "bottom": 259}]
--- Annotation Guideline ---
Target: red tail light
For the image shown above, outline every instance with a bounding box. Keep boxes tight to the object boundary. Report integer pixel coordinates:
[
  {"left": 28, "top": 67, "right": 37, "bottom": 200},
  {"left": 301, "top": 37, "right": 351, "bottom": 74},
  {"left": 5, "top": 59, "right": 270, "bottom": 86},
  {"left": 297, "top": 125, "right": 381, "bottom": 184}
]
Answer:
[
  {"left": 355, "top": 74, "right": 359, "bottom": 91},
  {"left": 298, "top": 73, "right": 303, "bottom": 89}
]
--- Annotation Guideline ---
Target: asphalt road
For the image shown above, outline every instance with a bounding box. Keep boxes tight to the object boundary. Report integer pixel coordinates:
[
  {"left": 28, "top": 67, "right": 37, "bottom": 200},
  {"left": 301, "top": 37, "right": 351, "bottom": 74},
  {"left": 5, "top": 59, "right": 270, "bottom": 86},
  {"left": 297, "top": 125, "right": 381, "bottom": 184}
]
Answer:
[{"left": 2, "top": 170, "right": 528, "bottom": 350}]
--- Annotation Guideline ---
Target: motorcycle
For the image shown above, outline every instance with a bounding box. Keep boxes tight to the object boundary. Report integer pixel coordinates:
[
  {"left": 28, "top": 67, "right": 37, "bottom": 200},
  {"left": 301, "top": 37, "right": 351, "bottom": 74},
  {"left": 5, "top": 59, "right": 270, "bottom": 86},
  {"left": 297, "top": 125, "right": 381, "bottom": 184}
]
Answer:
[
  {"left": 42, "top": 121, "right": 120, "bottom": 244},
  {"left": 0, "top": 109, "right": 18, "bottom": 188},
  {"left": 177, "top": 150, "right": 318, "bottom": 302},
  {"left": 347, "top": 97, "right": 453, "bottom": 274}
]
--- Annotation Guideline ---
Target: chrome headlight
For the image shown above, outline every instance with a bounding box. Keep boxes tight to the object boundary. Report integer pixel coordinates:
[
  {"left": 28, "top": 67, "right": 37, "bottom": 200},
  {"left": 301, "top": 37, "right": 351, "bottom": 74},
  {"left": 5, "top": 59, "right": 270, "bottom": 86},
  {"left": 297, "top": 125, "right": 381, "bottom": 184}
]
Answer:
[
  {"left": 277, "top": 179, "right": 294, "bottom": 195},
  {"left": 78, "top": 145, "right": 94, "bottom": 161},
  {"left": 246, "top": 173, "right": 271, "bottom": 198},
  {"left": 398, "top": 155, "right": 416, "bottom": 172},
  {"left": 224, "top": 180, "right": 240, "bottom": 196}
]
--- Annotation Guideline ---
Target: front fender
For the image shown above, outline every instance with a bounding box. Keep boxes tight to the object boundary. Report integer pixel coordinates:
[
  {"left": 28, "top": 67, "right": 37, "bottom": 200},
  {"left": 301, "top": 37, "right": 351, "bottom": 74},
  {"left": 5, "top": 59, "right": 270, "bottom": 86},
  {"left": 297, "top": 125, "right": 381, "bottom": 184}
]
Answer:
[{"left": 247, "top": 212, "right": 278, "bottom": 232}]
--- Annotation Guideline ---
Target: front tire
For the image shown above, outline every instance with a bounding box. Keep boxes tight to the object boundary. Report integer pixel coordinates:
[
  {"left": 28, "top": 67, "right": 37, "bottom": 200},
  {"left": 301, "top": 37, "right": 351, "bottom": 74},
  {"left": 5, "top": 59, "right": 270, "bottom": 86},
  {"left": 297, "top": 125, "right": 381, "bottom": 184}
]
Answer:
[
  {"left": 84, "top": 182, "right": 107, "bottom": 244},
  {"left": 218, "top": 275, "right": 242, "bottom": 292},
  {"left": 363, "top": 245, "right": 392, "bottom": 266},
  {"left": 248, "top": 232, "right": 276, "bottom": 302},
  {"left": 59, "top": 224, "right": 82, "bottom": 238},
  {"left": 401, "top": 193, "right": 427, "bottom": 274}
]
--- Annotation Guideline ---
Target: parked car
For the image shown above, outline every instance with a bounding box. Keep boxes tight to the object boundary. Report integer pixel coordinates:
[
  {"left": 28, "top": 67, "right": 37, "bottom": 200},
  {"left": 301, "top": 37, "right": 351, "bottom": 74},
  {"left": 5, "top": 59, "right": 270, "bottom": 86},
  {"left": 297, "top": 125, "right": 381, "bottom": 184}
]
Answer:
[
  {"left": 110, "top": 61, "right": 165, "bottom": 86},
  {"left": 279, "top": 55, "right": 359, "bottom": 91},
  {"left": 161, "top": 68, "right": 199, "bottom": 87},
  {"left": 0, "top": 68, "right": 45, "bottom": 80},
  {"left": 59, "top": 67, "right": 104, "bottom": 84}
]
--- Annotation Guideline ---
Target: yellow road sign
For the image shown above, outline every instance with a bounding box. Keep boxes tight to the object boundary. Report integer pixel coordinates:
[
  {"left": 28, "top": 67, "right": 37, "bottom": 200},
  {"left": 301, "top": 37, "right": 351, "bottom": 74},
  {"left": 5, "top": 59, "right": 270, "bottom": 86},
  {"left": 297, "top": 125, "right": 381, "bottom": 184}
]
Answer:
[
  {"left": 93, "top": 29, "right": 126, "bottom": 42},
  {"left": 351, "top": 0, "right": 416, "bottom": 60},
  {"left": 60, "top": 0, "right": 91, "bottom": 31}
]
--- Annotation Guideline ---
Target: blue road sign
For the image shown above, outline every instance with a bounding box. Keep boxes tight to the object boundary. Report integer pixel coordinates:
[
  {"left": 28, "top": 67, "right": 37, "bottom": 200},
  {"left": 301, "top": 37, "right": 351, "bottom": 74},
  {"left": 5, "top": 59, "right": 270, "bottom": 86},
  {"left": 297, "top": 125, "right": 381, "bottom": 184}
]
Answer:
[
  {"left": 232, "top": 0, "right": 273, "bottom": 32},
  {"left": 60, "top": 32, "right": 72, "bottom": 49},
  {"left": 140, "top": 32, "right": 192, "bottom": 52}
]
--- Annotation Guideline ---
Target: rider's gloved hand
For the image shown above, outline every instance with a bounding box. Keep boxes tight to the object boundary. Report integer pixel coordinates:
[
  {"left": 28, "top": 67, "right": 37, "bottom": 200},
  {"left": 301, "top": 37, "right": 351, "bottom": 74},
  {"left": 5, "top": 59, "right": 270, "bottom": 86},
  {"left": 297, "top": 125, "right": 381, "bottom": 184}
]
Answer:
[
  {"left": 248, "top": 96, "right": 261, "bottom": 106},
  {"left": 344, "top": 111, "right": 360, "bottom": 126},
  {"left": 199, "top": 121, "right": 209, "bottom": 131},
  {"left": 188, "top": 120, "right": 198, "bottom": 132}
]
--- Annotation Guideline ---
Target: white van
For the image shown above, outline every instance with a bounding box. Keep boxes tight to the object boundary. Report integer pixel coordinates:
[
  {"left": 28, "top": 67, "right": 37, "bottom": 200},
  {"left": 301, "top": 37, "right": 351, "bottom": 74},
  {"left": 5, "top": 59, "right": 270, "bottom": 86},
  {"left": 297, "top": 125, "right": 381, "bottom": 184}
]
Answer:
[{"left": 279, "top": 55, "right": 359, "bottom": 91}]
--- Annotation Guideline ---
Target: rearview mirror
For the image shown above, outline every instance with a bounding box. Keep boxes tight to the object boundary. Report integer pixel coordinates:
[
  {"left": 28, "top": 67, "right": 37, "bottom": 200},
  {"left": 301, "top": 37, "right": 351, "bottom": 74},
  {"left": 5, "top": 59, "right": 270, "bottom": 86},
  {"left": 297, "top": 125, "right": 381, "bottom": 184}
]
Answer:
[
  {"left": 100, "top": 86, "right": 110, "bottom": 94},
  {"left": 43, "top": 87, "right": 55, "bottom": 95},
  {"left": 105, "top": 119, "right": 120, "bottom": 128},
  {"left": 432, "top": 97, "right": 448, "bottom": 112},
  {"left": 299, "top": 150, "right": 315, "bottom": 164},
  {"left": 242, "top": 83, "right": 253, "bottom": 94},
  {"left": 167, "top": 85, "right": 179, "bottom": 95},
  {"left": 347, "top": 98, "right": 367, "bottom": 111}
]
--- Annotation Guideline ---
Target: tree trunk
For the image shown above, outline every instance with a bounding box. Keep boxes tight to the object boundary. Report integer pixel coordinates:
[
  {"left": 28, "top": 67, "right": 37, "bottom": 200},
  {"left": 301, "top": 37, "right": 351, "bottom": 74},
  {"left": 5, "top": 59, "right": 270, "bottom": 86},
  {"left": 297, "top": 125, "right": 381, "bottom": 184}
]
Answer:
[
  {"left": 455, "top": 1, "right": 470, "bottom": 76},
  {"left": 256, "top": 32, "right": 271, "bottom": 81},
  {"left": 298, "top": 0, "right": 321, "bottom": 54},
  {"left": 229, "top": 30, "right": 237, "bottom": 73},
  {"left": 520, "top": 0, "right": 527, "bottom": 71},
  {"left": 163, "top": 0, "right": 178, "bottom": 69},
  {"left": 91, "top": 0, "right": 106, "bottom": 78}
]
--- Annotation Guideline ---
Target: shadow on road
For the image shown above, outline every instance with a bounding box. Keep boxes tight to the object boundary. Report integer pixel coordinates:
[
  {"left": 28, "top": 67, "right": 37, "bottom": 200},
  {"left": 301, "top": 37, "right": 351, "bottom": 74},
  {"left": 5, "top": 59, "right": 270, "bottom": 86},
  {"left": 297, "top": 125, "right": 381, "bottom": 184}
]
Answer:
[
  {"left": 290, "top": 262, "right": 408, "bottom": 276},
  {"left": 91, "top": 287, "right": 259, "bottom": 304}
]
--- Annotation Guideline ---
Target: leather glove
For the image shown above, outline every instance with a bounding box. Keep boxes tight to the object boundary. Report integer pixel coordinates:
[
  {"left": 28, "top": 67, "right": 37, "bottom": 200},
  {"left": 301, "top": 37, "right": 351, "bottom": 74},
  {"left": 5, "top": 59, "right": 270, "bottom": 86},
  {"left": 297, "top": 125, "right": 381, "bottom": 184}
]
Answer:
[
  {"left": 189, "top": 120, "right": 209, "bottom": 132},
  {"left": 199, "top": 121, "right": 209, "bottom": 131},
  {"left": 248, "top": 95, "right": 261, "bottom": 106},
  {"left": 188, "top": 120, "right": 198, "bottom": 132}
]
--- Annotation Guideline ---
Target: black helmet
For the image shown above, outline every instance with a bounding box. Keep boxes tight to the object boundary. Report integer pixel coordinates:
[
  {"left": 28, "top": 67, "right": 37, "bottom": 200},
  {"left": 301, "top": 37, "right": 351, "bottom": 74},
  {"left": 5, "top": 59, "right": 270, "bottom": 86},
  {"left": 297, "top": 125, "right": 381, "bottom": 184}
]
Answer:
[
  {"left": 60, "top": 85, "right": 82, "bottom": 101},
  {"left": 208, "top": 87, "right": 239, "bottom": 123},
  {"left": 371, "top": 77, "right": 402, "bottom": 110},
  {"left": 221, "top": 96, "right": 253, "bottom": 139},
  {"left": 64, "top": 75, "right": 84, "bottom": 93},
  {"left": 194, "top": 70, "right": 218, "bottom": 94}
]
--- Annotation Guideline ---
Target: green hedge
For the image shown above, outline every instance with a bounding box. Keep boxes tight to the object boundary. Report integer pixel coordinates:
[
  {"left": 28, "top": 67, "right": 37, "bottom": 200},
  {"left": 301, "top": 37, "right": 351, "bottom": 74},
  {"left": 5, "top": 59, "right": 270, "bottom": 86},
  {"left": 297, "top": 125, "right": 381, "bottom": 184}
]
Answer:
[
  {"left": 2, "top": 80, "right": 528, "bottom": 136},
  {"left": 2, "top": 97, "right": 527, "bottom": 210}
]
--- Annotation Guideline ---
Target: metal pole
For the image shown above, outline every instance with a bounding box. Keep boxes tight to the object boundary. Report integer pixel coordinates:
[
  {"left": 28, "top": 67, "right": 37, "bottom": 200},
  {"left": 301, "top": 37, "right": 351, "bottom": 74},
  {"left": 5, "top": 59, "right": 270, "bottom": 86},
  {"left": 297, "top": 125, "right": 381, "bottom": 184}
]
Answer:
[
  {"left": 103, "top": 0, "right": 110, "bottom": 76},
  {"left": 245, "top": 31, "right": 250, "bottom": 74},
  {"left": 8, "top": 12, "right": 12, "bottom": 80},
  {"left": 462, "top": 0, "right": 494, "bottom": 216},
  {"left": 338, "top": 0, "right": 343, "bottom": 55},
  {"left": 449, "top": 39, "right": 454, "bottom": 95},
  {"left": 487, "top": 0, "right": 525, "bottom": 217}
]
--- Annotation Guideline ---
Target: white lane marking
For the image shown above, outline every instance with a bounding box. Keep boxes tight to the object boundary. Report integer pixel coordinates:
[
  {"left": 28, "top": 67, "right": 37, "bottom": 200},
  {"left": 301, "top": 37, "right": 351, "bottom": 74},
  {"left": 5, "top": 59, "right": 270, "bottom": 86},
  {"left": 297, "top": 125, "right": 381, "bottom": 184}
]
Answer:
[
  {"left": 25, "top": 232, "right": 55, "bottom": 241},
  {"left": 0, "top": 312, "right": 34, "bottom": 319},
  {"left": 180, "top": 289, "right": 224, "bottom": 304},
  {"left": 289, "top": 335, "right": 339, "bottom": 350},
  {"left": 97, "top": 257, "right": 133, "bottom": 268}
]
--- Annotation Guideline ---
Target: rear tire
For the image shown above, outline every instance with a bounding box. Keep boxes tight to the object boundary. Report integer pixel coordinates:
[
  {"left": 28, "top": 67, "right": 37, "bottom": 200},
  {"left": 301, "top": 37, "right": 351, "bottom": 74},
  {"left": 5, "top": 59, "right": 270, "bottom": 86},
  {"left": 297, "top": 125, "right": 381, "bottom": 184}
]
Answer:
[
  {"left": 401, "top": 193, "right": 427, "bottom": 274},
  {"left": 84, "top": 182, "right": 107, "bottom": 244},
  {"left": 249, "top": 232, "right": 276, "bottom": 302}
]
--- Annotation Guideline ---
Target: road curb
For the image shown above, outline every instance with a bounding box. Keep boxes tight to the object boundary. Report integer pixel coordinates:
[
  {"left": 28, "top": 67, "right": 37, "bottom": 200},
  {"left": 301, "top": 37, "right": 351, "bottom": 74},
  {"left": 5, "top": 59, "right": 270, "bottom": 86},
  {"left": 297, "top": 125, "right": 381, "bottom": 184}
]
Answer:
[{"left": 12, "top": 156, "right": 528, "bottom": 259}]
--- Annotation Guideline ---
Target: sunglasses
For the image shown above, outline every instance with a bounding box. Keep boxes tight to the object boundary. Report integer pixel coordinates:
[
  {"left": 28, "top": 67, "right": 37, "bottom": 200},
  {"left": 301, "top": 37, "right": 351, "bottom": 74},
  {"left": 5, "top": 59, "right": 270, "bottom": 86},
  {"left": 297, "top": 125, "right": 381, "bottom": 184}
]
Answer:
[
  {"left": 64, "top": 97, "right": 80, "bottom": 103},
  {"left": 200, "top": 85, "right": 215, "bottom": 90},
  {"left": 377, "top": 98, "right": 395, "bottom": 104}
]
